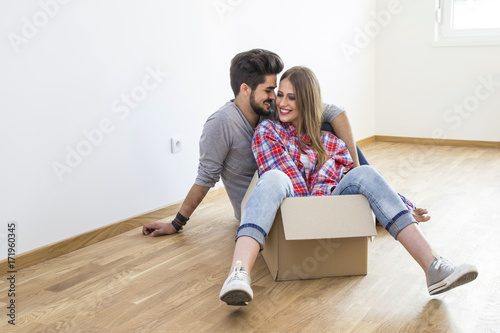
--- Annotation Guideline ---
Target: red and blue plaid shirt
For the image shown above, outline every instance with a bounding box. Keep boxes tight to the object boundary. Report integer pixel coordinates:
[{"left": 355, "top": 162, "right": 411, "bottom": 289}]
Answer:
[{"left": 252, "top": 119, "right": 415, "bottom": 210}]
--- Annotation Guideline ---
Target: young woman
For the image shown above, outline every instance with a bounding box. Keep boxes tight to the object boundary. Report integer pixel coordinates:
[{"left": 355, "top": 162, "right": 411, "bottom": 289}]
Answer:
[{"left": 219, "top": 66, "right": 478, "bottom": 306}]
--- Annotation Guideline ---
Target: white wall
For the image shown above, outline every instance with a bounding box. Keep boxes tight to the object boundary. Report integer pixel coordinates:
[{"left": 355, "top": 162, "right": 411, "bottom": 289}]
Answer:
[
  {"left": 375, "top": 0, "right": 500, "bottom": 141},
  {"left": 0, "top": 0, "right": 376, "bottom": 259}
]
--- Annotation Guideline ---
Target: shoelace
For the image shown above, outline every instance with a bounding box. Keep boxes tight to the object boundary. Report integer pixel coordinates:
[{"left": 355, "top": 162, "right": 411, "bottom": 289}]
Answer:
[
  {"left": 434, "top": 257, "right": 442, "bottom": 270},
  {"left": 231, "top": 261, "right": 246, "bottom": 281},
  {"left": 433, "top": 257, "right": 454, "bottom": 271}
]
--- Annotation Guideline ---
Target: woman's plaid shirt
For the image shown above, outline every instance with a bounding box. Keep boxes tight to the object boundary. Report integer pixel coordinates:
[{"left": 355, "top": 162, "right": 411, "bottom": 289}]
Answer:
[
  {"left": 252, "top": 119, "right": 353, "bottom": 197},
  {"left": 252, "top": 119, "right": 415, "bottom": 210}
]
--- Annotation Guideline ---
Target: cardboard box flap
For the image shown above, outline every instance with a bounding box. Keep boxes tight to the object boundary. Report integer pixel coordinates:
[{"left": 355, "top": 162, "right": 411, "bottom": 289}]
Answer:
[{"left": 280, "top": 195, "right": 377, "bottom": 240}]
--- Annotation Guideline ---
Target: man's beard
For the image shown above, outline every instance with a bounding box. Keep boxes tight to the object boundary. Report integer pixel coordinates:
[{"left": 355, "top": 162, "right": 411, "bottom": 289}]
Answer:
[{"left": 250, "top": 93, "right": 273, "bottom": 117}]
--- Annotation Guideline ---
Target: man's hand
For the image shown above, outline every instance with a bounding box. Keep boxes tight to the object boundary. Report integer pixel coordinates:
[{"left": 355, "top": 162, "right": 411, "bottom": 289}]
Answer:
[
  {"left": 142, "top": 185, "right": 208, "bottom": 237},
  {"left": 142, "top": 222, "right": 178, "bottom": 237}
]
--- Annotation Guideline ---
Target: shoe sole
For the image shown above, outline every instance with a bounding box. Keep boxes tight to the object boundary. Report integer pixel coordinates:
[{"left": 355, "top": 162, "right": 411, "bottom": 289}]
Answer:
[
  {"left": 220, "top": 290, "right": 253, "bottom": 306},
  {"left": 428, "top": 265, "right": 478, "bottom": 295}
]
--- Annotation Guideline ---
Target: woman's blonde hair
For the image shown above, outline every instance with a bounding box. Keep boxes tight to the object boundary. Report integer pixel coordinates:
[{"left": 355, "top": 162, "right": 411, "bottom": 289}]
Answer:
[{"left": 278, "top": 66, "right": 328, "bottom": 166}]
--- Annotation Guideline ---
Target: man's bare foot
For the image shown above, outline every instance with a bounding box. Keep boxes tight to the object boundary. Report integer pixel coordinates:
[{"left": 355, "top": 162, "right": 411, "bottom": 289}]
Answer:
[{"left": 412, "top": 207, "right": 431, "bottom": 222}]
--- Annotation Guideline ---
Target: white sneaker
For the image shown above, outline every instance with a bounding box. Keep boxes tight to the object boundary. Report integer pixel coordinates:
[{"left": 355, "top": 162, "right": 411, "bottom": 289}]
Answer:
[
  {"left": 427, "top": 257, "right": 478, "bottom": 295},
  {"left": 219, "top": 261, "right": 253, "bottom": 306}
]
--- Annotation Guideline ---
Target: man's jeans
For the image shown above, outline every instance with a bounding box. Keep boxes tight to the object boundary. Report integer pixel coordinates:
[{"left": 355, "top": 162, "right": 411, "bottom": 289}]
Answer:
[{"left": 236, "top": 166, "right": 416, "bottom": 248}]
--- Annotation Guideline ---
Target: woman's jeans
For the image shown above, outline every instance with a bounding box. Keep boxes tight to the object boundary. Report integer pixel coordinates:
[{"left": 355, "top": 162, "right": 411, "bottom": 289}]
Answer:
[{"left": 236, "top": 166, "right": 417, "bottom": 248}]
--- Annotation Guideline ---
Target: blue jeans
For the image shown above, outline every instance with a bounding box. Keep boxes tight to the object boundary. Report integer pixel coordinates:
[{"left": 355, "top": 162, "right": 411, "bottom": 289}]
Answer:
[{"left": 236, "top": 166, "right": 416, "bottom": 248}]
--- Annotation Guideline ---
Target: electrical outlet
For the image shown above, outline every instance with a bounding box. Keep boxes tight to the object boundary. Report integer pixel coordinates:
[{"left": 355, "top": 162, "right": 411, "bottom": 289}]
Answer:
[{"left": 171, "top": 137, "right": 182, "bottom": 153}]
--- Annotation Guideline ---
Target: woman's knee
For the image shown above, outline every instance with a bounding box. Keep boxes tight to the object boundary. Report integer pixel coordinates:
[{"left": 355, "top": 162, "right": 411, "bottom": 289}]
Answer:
[
  {"left": 258, "top": 170, "right": 293, "bottom": 196},
  {"left": 341, "top": 165, "right": 386, "bottom": 191},
  {"left": 348, "top": 165, "right": 379, "bottom": 181}
]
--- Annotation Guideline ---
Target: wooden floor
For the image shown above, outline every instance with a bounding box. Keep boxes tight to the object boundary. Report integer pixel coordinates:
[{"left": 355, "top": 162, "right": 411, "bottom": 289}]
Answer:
[{"left": 1, "top": 142, "right": 500, "bottom": 333}]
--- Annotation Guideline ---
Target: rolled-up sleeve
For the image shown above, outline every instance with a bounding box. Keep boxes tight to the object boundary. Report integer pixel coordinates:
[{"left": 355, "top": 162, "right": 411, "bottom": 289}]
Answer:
[{"left": 309, "top": 133, "right": 353, "bottom": 195}]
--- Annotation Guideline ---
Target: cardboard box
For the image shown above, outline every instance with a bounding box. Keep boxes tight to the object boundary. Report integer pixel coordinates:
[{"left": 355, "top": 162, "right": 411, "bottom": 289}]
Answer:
[{"left": 241, "top": 172, "right": 377, "bottom": 281}]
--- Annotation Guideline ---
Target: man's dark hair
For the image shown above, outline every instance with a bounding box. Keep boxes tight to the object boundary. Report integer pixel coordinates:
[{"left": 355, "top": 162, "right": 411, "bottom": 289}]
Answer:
[{"left": 230, "top": 49, "right": 284, "bottom": 97}]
